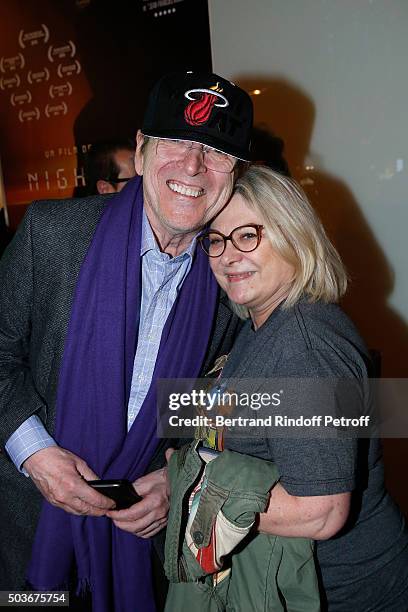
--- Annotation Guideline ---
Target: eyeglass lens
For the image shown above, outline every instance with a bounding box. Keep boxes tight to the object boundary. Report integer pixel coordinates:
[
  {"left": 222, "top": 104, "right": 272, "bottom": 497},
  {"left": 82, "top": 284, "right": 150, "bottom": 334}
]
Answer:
[
  {"left": 201, "top": 226, "right": 262, "bottom": 257},
  {"left": 156, "top": 139, "right": 235, "bottom": 173}
]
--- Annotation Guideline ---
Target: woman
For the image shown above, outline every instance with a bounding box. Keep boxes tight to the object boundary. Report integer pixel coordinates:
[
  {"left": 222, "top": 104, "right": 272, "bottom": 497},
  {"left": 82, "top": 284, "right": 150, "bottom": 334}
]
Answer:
[{"left": 194, "top": 165, "right": 408, "bottom": 610}]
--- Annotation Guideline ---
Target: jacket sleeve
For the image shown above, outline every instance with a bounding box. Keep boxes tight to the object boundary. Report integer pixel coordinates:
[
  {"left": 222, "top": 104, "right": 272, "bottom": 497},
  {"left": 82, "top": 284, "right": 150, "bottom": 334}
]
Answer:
[{"left": 0, "top": 204, "right": 47, "bottom": 449}]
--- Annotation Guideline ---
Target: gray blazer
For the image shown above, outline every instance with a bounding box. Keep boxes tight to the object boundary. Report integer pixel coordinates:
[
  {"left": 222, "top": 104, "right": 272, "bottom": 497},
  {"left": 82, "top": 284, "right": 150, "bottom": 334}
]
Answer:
[{"left": 0, "top": 194, "right": 240, "bottom": 589}]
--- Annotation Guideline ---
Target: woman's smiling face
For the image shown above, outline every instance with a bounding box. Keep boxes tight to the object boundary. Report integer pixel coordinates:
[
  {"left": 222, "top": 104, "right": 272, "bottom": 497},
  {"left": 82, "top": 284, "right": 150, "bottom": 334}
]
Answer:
[{"left": 209, "top": 193, "right": 295, "bottom": 329}]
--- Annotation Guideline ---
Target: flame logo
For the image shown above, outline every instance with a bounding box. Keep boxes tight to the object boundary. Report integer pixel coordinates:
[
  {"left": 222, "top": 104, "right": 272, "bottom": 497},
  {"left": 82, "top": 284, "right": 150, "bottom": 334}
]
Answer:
[{"left": 184, "top": 83, "right": 229, "bottom": 126}]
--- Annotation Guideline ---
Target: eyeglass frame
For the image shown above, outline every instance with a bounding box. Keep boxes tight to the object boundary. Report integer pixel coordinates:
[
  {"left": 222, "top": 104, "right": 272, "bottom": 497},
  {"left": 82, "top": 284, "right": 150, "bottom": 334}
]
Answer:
[
  {"left": 104, "top": 176, "right": 133, "bottom": 184},
  {"left": 198, "top": 224, "right": 264, "bottom": 257},
  {"left": 153, "top": 137, "right": 238, "bottom": 173}
]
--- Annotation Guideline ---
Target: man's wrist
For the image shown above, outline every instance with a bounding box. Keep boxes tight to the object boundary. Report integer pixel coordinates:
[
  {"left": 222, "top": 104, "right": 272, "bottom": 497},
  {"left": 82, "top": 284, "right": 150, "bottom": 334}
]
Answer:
[
  {"left": 5, "top": 415, "right": 57, "bottom": 475},
  {"left": 21, "top": 441, "right": 58, "bottom": 476}
]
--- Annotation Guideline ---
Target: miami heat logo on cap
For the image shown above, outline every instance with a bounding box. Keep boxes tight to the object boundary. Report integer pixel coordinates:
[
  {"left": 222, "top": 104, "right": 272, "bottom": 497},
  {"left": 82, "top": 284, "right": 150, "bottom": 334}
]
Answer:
[{"left": 184, "top": 82, "right": 229, "bottom": 126}]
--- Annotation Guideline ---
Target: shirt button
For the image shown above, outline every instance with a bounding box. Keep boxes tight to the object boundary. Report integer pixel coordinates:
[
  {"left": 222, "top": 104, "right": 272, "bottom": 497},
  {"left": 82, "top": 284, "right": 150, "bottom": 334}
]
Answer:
[{"left": 193, "top": 531, "right": 204, "bottom": 546}]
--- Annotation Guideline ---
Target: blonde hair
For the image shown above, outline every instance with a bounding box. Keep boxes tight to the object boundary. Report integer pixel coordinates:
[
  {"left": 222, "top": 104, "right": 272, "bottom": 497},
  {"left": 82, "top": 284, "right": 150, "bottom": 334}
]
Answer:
[{"left": 230, "top": 165, "right": 347, "bottom": 318}]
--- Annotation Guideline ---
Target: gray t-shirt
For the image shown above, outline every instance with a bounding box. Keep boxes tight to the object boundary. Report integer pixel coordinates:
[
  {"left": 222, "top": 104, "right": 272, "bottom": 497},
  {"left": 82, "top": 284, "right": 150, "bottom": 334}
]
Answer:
[{"left": 222, "top": 300, "right": 408, "bottom": 611}]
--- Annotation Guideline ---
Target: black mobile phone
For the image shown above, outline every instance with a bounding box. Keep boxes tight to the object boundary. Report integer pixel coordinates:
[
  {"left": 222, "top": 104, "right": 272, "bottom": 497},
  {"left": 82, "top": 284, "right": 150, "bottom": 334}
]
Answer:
[{"left": 87, "top": 479, "right": 142, "bottom": 510}]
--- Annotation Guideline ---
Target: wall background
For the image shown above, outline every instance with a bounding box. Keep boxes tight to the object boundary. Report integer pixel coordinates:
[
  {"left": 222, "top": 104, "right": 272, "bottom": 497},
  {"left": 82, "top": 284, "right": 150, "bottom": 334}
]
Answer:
[
  {"left": 0, "top": 0, "right": 212, "bottom": 228},
  {"left": 209, "top": 0, "right": 408, "bottom": 513}
]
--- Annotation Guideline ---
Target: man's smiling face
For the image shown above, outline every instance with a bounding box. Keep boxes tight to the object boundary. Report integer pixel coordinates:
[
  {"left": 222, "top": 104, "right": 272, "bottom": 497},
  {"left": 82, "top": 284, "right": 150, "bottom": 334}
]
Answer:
[{"left": 135, "top": 131, "right": 235, "bottom": 241}]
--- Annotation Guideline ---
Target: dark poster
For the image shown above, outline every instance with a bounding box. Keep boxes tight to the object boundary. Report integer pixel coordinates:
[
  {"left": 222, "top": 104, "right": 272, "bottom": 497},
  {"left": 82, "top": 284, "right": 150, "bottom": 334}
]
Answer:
[{"left": 0, "top": 0, "right": 212, "bottom": 228}]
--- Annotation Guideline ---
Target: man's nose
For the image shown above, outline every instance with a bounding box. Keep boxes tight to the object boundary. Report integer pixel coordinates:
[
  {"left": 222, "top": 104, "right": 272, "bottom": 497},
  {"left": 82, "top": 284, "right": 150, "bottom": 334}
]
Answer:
[{"left": 181, "top": 146, "right": 206, "bottom": 175}]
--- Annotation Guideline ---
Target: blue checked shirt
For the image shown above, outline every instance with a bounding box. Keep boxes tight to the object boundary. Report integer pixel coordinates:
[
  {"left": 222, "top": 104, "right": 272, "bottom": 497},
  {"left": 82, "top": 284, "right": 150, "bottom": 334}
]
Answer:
[{"left": 5, "top": 209, "right": 196, "bottom": 473}]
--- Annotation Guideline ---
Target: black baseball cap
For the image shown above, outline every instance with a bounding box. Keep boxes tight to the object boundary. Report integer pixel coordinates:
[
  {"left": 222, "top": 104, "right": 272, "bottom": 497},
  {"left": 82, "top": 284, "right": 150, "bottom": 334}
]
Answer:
[{"left": 142, "top": 71, "right": 253, "bottom": 161}]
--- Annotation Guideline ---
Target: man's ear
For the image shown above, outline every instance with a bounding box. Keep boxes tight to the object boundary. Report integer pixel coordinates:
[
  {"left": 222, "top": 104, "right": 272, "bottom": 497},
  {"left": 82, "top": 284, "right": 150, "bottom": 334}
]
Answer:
[
  {"left": 135, "top": 130, "right": 144, "bottom": 176},
  {"left": 97, "top": 180, "right": 116, "bottom": 194}
]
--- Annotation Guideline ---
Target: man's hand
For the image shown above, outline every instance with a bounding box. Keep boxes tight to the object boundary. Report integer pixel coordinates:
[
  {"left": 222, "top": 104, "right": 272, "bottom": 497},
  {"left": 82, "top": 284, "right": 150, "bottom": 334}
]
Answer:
[
  {"left": 107, "top": 461, "right": 172, "bottom": 538},
  {"left": 23, "top": 446, "right": 115, "bottom": 516}
]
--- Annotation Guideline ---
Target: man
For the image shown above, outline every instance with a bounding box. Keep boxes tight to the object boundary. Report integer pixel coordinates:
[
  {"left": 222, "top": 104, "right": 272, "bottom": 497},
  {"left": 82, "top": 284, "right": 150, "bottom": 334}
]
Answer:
[
  {"left": 84, "top": 140, "right": 137, "bottom": 195},
  {"left": 0, "top": 72, "right": 253, "bottom": 611}
]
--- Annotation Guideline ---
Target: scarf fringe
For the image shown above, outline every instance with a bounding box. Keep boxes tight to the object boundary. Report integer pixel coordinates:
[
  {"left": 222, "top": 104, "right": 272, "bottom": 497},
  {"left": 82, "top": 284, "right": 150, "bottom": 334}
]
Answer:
[{"left": 76, "top": 577, "right": 92, "bottom": 597}]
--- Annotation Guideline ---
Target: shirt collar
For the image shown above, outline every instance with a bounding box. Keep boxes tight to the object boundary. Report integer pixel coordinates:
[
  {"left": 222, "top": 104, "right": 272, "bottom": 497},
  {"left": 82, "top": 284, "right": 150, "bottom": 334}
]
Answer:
[{"left": 141, "top": 207, "right": 198, "bottom": 260}]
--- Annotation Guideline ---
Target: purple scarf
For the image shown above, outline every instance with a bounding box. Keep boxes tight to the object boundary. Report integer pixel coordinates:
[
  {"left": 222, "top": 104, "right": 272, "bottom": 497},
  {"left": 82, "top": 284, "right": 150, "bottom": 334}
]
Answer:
[{"left": 27, "top": 176, "right": 218, "bottom": 612}]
